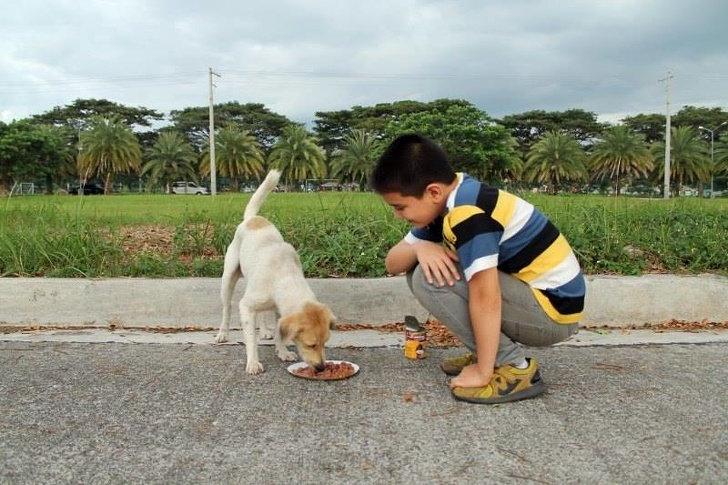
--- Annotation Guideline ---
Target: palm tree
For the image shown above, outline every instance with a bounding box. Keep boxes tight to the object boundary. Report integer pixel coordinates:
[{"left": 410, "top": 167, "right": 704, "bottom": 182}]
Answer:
[
  {"left": 77, "top": 116, "right": 141, "bottom": 194},
  {"left": 523, "top": 131, "right": 587, "bottom": 193},
  {"left": 714, "top": 139, "right": 728, "bottom": 175},
  {"left": 200, "top": 125, "right": 265, "bottom": 190},
  {"left": 589, "top": 125, "right": 654, "bottom": 196},
  {"left": 329, "top": 130, "right": 381, "bottom": 187},
  {"left": 268, "top": 124, "right": 326, "bottom": 187},
  {"left": 652, "top": 126, "right": 710, "bottom": 195},
  {"left": 142, "top": 131, "right": 198, "bottom": 193}
]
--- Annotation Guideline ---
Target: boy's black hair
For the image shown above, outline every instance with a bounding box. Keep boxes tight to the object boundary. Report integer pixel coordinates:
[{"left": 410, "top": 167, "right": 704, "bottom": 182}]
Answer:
[{"left": 370, "top": 134, "right": 456, "bottom": 197}]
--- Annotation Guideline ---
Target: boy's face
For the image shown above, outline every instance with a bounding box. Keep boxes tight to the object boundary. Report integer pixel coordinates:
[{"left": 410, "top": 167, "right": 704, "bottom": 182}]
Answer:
[{"left": 381, "top": 184, "right": 447, "bottom": 228}]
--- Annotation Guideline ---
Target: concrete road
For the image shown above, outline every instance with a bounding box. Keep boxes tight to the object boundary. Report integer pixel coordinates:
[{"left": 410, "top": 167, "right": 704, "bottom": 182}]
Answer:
[{"left": 1, "top": 342, "right": 726, "bottom": 484}]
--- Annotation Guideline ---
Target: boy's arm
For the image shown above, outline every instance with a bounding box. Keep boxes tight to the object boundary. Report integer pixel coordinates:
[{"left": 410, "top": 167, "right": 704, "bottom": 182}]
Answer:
[
  {"left": 450, "top": 267, "right": 501, "bottom": 388},
  {"left": 385, "top": 240, "right": 418, "bottom": 274},
  {"left": 385, "top": 240, "right": 460, "bottom": 286}
]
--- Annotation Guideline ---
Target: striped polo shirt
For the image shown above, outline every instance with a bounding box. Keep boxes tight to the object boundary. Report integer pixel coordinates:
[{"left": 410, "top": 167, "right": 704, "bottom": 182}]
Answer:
[{"left": 404, "top": 173, "right": 585, "bottom": 324}]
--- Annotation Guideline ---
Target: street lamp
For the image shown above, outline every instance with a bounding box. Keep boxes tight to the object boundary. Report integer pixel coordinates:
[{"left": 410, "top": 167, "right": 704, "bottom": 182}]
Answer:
[{"left": 698, "top": 121, "right": 728, "bottom": 199}]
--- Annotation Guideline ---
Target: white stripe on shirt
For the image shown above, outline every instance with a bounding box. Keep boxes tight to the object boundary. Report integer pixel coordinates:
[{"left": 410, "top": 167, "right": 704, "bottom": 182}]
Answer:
[
  {"left": 463, "top": 254, "right": 499, "bottom": 281},
  {"left": 404, "top": 232, "right": 428, "bottom": 245},
  {"left": 500, "top": 198, "right": 534, "bottom": 243},
  {"left": 529, "top": 251, "right": 581, "bottom": 290}
]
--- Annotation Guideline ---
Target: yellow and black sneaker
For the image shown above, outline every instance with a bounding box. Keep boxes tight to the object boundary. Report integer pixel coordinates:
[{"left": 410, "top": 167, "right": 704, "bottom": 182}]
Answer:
[
  {"left": 450, "top": 358, "right": 545, "bottom": 404},
  {"left": 440, "top": 352, "right": 476, "bottom": 376}
]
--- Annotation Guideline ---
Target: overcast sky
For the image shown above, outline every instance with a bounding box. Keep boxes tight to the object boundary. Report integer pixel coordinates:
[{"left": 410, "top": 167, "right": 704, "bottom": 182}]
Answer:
[{"left": 2, "top": 0, "right": 727, "bottom": 126}]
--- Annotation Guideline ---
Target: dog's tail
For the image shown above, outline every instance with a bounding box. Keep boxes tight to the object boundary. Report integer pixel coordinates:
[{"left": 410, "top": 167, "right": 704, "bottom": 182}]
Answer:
[{"left": 244, "top": 169, "right": 281, "bottom": 220}]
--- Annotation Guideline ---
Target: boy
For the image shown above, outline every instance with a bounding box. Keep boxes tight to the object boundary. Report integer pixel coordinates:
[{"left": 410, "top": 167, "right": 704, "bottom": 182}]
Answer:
[{"left": 371, "top": 134, "right": 585, "bottom": 404}]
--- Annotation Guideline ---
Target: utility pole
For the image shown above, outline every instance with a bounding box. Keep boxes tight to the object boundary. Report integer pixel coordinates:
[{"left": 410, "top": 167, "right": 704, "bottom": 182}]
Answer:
[
  {"left": 208, "top": 67, "right": 221, "bottom": 196},
  {"left": 659, "top": 71, "right": 673, "bottom": 199}
]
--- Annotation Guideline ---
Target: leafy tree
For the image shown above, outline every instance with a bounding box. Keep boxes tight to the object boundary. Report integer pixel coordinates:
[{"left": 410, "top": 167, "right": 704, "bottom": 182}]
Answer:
[
  {"left": 77, "top": 117, "right": 141, "bottom": 194},
  {"left": 674, "top": 106, "right": 728, "bottom": 133},
  {"left": 589, "top": 125, "right": 654, "bottom": 196},
  {"left": 652, "top": 126, "right": 710, "bottom": 195},
  {"left": 500, "top": 109, "right": 604, "bottom": 153},
  {"left": 268, "top": 124, "right": 326, "bottom": 186},
  {"left": 170, "top": 102, "right": 291, "bottom": 151},
  {"left": 313, "top": 109, "right": 357, "bottom": 155},
  {"left": 31, "top": 98, "right": 162, "bottom": 163},
  {"left": 621, "top": 113, "right": 666, "bottom": 143},
  {"left": 622, "top": 107, "right": 728, "bottom": 145},
  {"left": 314, "top": 99, "right": 473, "bottom": 155},
  {"left": 384, "top": 104, "right": 521, "bottom": 182},
  {"left": 524, "top": 131, "right": 587, "bottom": 193},
  {"left": 33, "top": 98, "right": 163, "bottom": 132},
  {"left": 200, "top": 125, "right": 265, "bottom": 189},
  {"left": 329, "top": 130, "right": 382, "bottom": 186},
  {"left": 141, "top": 132, "right": 199, "bottom": 193},
  {"left": 0, "top": 121, "right": 71, "bottom": 193}
]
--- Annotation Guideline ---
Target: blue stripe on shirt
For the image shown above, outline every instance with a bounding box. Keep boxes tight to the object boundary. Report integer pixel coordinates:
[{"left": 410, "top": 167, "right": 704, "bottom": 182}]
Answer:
[
  {"left": 546, "top": 272, "right": 586, "bottom": 298},
  {"left": 498, "top": 209, "right": 548, "bottom": 262},
  {"left": 457, "top": 232, "right": 501, "bottom": 271}
]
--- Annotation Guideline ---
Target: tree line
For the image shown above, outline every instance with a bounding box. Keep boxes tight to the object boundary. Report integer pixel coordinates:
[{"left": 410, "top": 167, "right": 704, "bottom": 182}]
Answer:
[{"left": 1, "top": 97, "right": 727, "bottom": 196}]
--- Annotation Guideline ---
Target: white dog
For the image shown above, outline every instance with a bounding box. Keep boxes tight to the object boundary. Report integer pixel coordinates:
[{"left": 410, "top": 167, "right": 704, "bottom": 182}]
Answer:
[{"left": 215, "top": 170, "right": 336, "bottom": 374}]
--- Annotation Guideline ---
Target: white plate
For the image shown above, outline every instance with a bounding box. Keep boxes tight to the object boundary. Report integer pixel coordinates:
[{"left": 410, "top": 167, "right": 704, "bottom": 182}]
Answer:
[{"left": 287, "top": 360, "right": 360, "bottom": 381}]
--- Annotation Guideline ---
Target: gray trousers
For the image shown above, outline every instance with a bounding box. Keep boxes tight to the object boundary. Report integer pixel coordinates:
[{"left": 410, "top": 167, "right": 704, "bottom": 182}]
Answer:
[{"left": 407, "top": 265, "right": 578, "bottom": 367}]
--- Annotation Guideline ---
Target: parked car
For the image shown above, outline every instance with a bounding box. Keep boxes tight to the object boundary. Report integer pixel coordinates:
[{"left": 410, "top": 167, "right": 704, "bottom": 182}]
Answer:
[
  {"left": 69, "top": 183, "right": 105, "bottom": 195},
  {"left": 171, "top": 181, "right": 209, "bottom": 195}
]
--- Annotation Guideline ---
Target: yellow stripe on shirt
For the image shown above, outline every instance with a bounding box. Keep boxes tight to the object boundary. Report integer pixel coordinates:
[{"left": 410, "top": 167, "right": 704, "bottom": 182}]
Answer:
[
  {"left": 531, "top": 288, "right": 583, "bottom": 324},
  {"left": 491, "top": 190, "right": 518, "bottom": 228},
  {"left": 515, "top": 234, "right": 572, "bottom": 283},
  {"left": 442, "top": 205, "right": 484, "bottom": 247}
]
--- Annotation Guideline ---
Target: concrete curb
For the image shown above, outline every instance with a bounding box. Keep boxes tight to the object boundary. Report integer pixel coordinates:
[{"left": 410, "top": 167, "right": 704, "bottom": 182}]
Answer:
[
  {"left": 1, "top": 274, "right": 726, "bottom": 328},
  {"left": 1, "top": 328, "right": 726, "bottom": 348}
]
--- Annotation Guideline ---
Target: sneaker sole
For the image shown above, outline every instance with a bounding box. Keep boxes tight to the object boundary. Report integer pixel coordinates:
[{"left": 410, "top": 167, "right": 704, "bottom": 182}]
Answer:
[
  {"left": 440, "top": 364, "right": 462, "bottom": 376},
  {"left": 451, "top": 381, "right": 545, "bottom": 404}
]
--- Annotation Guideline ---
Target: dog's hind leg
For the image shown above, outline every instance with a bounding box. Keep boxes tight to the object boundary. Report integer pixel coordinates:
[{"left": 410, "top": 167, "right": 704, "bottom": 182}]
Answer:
[
  {"left": 216, "top": 241, "right": 242, "bottom": 344},
  {"left": 241, "top": 302, "right": 264, "bottom": 374}
]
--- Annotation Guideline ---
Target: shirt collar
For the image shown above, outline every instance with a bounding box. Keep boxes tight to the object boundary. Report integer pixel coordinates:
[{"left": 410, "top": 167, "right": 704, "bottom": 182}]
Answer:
[{"left": 445, "top": 172, "right": 464, "bottom": 211}]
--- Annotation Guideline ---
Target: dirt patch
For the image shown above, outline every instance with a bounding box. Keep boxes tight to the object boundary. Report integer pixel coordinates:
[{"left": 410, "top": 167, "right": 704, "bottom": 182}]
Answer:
[
  {"left": 336, "top": 319, "right": 462, "bottom": 347},
  {"left": 645, "top": 319, "right": 728, "bottom": 332},
  {"left": 113, "top": 225, "right": 175, "bottom": 255},
  {"left": 104, "top": 224, "right": 220, "bottom": 262},
  {"left": 584, "top": 319, "right": 728, "bottom": 332},
  {"left": 0, "top": 324, "right": 217, "bottom": 334}
]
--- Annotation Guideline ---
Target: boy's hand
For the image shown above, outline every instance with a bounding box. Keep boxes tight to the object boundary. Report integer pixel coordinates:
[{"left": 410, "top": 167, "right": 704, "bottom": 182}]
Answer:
[
  {"left": 413, "top": 241, "right": 460, "bottom": 287},
  {"left": 449, "top": 363, "right": 493, "bottom": 389}
]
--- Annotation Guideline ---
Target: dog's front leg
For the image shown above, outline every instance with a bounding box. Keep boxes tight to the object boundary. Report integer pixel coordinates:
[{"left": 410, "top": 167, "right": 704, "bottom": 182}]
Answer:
[
  {"left": 240, "top": 304, "right": 264, "bottom": 374},
  {"left": 274, "top": 321, "right": 298, "bottom": 362},
  {"left": 258, "top": 311, "right": 276, "bottom": 341}
]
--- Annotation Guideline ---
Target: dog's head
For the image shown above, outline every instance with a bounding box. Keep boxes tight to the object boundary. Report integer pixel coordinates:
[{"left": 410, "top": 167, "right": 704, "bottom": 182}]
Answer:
[{"left": 278, "top": 302, "right": 336, "bottom": 371}]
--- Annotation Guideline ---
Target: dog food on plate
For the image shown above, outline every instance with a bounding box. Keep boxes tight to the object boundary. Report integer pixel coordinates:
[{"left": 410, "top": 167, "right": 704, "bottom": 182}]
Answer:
[{"left": 289, "top": 360, "right": 358, "bottom": 380}]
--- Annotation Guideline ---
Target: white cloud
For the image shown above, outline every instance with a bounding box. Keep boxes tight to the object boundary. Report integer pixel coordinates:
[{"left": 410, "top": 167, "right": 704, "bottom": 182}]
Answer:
[{"left": 0, "top": 0, "right": 726, "bottom": 122}]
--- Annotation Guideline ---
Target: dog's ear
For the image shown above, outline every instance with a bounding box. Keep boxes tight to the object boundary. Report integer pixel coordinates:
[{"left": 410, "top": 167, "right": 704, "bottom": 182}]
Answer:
[
  {"left": 328, "top": 311, "right": 338, "bottom": 330},
  {"left": 278, "top": 313, "right": 301, "bottom": 342}
]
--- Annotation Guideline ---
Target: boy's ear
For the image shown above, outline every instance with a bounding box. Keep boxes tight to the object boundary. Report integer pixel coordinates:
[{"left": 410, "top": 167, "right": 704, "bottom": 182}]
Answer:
[{"left": 424, "top": 183, "right": 445, "bottom": 202}]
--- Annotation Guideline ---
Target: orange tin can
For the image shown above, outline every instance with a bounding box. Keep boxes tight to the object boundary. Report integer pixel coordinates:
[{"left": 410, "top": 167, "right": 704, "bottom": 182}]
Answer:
[{"left": 404, "top": 315, "right": 426, "bottom": 359}]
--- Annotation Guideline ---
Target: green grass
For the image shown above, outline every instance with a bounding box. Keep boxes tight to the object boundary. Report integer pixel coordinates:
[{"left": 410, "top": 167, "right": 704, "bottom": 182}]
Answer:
[{"left": 1, "top": 192, "right": 726, "bottom": 277}]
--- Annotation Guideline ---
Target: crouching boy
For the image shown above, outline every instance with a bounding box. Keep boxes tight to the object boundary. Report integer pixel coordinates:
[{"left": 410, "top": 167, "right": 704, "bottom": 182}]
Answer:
[{"left": 371, "top": 134, "right": 585, "bottom": 404}]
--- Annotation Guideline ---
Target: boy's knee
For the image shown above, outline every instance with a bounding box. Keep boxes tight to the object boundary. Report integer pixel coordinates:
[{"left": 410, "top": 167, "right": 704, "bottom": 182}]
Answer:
[
  {"left": 406, "top": 265, "right": 423, "bottom": 292},
  {"left": 407, "top": 265, "right": 433, "bottom": 301}
]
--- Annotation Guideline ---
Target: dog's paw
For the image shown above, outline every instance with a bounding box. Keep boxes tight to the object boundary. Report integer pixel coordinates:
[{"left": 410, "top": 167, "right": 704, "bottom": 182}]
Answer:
[
  {"left": 277, "top": 349, "right": 298, "bottom": 362},
  {"left": 214, "top": 331, "right": 229, "bottom": 343},
  {"left": 246, "top": 361, "right": 265, "bottom": 375}
]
